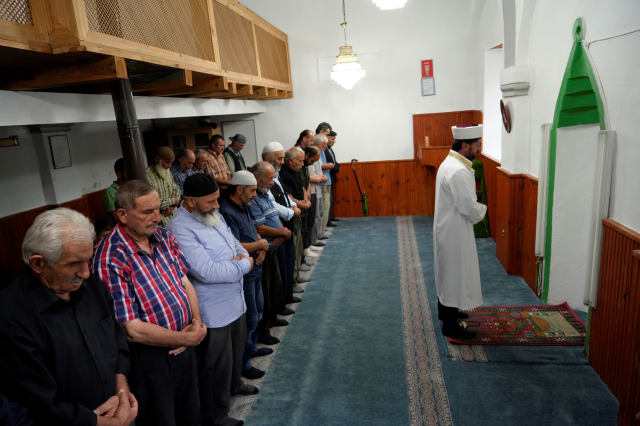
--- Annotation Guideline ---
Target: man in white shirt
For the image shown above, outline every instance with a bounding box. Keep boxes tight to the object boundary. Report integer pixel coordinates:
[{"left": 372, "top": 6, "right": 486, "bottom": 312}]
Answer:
[{"left": 433, "top": 124, "right": 487, "bottom": 340}]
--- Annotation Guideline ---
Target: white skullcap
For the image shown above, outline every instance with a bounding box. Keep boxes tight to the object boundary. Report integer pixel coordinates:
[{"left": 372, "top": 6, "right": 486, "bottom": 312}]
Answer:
[
  {"left": 230, "top": 170, "right": 257, "bottom": 186},
  {"left": 452, "top": 124, "right": 483, "bottom": 140},
  {"left": 263, "top": 142, "right": 284, "bottom": 154}
]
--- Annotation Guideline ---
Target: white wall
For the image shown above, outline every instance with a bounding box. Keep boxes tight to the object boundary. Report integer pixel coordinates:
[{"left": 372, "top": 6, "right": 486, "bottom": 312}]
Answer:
[
  {"left": 239, "top": 0, "right": 479, "bottom": 162},
  {"left": 482, "top": 48, "right": 503, "bottom": 160}
]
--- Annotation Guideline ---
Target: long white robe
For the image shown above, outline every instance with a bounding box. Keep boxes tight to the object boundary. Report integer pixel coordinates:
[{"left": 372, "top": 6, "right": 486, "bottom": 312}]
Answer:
[{"left": 433, "top": 151, "right": 488, "bottom": 311}]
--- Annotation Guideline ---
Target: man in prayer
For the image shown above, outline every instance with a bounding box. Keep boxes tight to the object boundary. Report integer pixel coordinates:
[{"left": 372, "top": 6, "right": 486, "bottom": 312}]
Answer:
[
  {"left": 146, "top": 146, "right": 181, "bottom": 227},
  {"left": 309, "top": 135, "right": 329, "bottom": 249},
  {"left": 223, "top": 134, "right": 248, "bottom": 177},
  {"left": 166, "top": 173, "right": 257, "bottom": 426},
  {"left": 248, "top": 162, "right": 295, "bottom": 336},
  {"left": 103, "top": 157, "right": 128, "bottom": 227},
  {"left": 219, "top": 171, "right": 273, "bottom": 381},
  {"left": 93, "top": 181, "right": 206, "bottom": 426},
  {"left": 170, "top": 149, "right": 197, "bottom": 193},
  {"left": 0, "top": 208, "right": 137, "bottom": 426},
  {"left": 194, "top": 149, "right": 210, "bottom": 173},
  {"left": 434, "top": 124, "right": 487, "bottom": 340},
  {"left": 205, "top": 135, "right": 232, "bottom": 191},
  {"left": 325, "top": 131, "right": 340, "bottom": 224},
  {"left": 294, "top": 129, "right": 314, "bottom": 149},
  {"left": 262, "top": 144, "right": 301, "bottom": 314},
  {"left": 302, "top": 146, "right": 322, "bottom": 260},
  {"left": 279, "top": 147, "right": 312, "bottom": 288},
  {"left": 319, "top": 134, "right": 334, "bottom": 233}
]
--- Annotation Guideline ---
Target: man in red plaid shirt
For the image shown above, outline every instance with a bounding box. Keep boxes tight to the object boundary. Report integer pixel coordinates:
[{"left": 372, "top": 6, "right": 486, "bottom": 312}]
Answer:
[{"left": 93, "top": 180, "right": 206, "bottom": 426}]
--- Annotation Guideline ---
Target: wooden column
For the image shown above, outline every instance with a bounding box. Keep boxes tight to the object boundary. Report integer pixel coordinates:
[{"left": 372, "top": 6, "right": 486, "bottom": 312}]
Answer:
[{"left": 110, "top": 79, "right": 147, "bottom": 182}]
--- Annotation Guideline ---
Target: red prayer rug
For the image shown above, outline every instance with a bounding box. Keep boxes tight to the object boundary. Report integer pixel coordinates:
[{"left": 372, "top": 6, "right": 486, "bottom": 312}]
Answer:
[{"left": 446, "top": 302, "right": 587, "bottom": 345}]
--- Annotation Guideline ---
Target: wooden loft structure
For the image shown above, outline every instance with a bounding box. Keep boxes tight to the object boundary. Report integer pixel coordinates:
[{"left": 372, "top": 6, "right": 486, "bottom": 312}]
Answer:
[{"left": 0, "top": 0, "right": 293, "bottom": 100}]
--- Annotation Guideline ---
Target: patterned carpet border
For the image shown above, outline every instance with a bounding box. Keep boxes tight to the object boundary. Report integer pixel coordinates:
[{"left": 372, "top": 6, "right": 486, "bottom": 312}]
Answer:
[
  {"left": 397, "top": 217, "right": 453, "bottom": 426},
  {"left": 446, "top": 302, "right": 587, "bottom": 346}
]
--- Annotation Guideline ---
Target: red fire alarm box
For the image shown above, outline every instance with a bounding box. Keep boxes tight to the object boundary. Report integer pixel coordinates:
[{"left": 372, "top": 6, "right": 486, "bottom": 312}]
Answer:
[{"left": 421, "top": 60, "right": 433, "bottom": 78}]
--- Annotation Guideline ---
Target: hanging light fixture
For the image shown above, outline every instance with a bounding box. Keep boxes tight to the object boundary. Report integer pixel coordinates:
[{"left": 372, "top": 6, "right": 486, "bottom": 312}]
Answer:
[
  {"left": 372, "top": 0, "right": 408, "bottom": 10},
  {"left": 331, "top": 0, "right": 365, "bottom": 90}
]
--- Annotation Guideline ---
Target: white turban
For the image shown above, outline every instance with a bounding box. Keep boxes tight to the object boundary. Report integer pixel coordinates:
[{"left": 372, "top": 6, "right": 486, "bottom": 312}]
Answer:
[
  {"left": 263, "top": 142, "right": 284, "bottom": 154},
  {"left": 230, "top": 170, "right": 257, "bottom": 186}
]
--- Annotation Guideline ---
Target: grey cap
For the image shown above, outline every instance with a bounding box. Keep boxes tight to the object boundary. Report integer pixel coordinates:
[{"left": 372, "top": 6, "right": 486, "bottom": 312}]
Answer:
[{"left": 229, "top": 134, "right": 247, "bottom": 144}]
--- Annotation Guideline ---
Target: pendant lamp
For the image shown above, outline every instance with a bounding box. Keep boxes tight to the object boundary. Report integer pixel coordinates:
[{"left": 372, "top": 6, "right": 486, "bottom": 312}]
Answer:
[
  {"left": 372, "top": 0, "right": 408, "bottom": 10},
  {"left": 331, "top": 0, "right": 365, "bottom": 90}
]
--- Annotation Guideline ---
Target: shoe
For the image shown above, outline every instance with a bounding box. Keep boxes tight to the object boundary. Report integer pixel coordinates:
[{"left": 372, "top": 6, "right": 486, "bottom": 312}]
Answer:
[
  {"left": 287, "top": 296, "right": 301, "bottom": 304},
  {"left": 232, "top": 383, "right": 259, "bottom": 395},
  {"left": 251, "top": 347, "right": 274, "bottom": 358},
  {"left": 270, "top": 319, "right": 289, "bottom": 327},
  {"left": 442, "top": 320, "right": 476, "bottom": 340},
  {"left": 303, "top": 249, "right": 319, "bottom": 257},
  {"left": 332, "top": 218, "right": 340, "bottom": 222},
  {"left": 299, "top": 264, "right": 312, "bottom": 272},
  {"left": 319, "top": 236, "right": 329, "bottom": 240},
  {"left": 296, "top": 276, "right": 310, "bottom": 283},
  {"left": 279, "top": 307, "right": 295, "bottom": 315},
  {"left": 241, "top": 367, "right": 265, "bottom": 380},
  {"left": 313, "top": 242, "right": 326, "bottom": 247},
  {"left": 258, "top": 335, "right": 280, "bottom": 345},
  {"left": 293, "top": 284, "right": 305, "bottom": 293},
  {"left": 327, "top": 223, "right": 337, "bottom": 227}
]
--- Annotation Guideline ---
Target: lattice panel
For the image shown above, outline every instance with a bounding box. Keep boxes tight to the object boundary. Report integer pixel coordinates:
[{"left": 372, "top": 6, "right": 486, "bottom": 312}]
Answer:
[
  {"left": 84, "top": 0, "right": 215, "bottom": 62},
  {"left": 255, "top": 26, "right": 289, "bottom": 84},
  {"left": 0, "top": 0, "right": 34, "bottom": 26},
  {"left": 212, "top": 1, "right": 258, "bottom": 76}
]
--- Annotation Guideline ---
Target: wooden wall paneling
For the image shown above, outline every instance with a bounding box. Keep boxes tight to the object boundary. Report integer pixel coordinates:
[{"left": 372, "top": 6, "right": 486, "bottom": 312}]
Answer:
[
  {"left": 84, "top": 189, "right": 108, "bottom": 224},
  {"left": 495, "top": 168, "right": 511, "bottom": 270},
  {"left": 477, "top": 153, "right": 500, "bottom": 242},
  {"left": 588, "top": 219, "right": 640, "bottom": 425},
  {"left": 59, "top": 196, "right": 91, "bottom": 217},
  {"left": 0, "top": 205, "right": 51, "bottom": 290},
  {"left": 254, "top": 25, "right": 289, "bottom": 84},
  {"left": 412, "top": 110, "right": 483, "bottom": 156},
  {"left": 520, "top": 176, "right": 538, "bottom": 291},
  {"left": 211, "top": 0, "right": 258, "bottom": 76}
]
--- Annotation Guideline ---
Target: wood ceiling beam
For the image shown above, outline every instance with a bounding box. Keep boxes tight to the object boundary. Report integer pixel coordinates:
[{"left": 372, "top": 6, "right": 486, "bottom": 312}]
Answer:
[
  {"left": 0, "top": 56, "right": 128, "bottom": 91},
  {"left": 189, "top": 82, "right": 238, "bottom": 98},
  {"left": 130, "top": 70, "right": 193, "bottom": 93},
  {"left": 138, "top": 75, "right": 228, "bottom": 97},
  {"left": 216, "top": 84, "right": 253, "bottom": 99}
]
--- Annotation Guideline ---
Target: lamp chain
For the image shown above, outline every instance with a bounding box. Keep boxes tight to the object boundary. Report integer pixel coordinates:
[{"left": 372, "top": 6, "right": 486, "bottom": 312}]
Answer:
[{"left": 341, "top": 0, "right": 347, "bottom": 46}]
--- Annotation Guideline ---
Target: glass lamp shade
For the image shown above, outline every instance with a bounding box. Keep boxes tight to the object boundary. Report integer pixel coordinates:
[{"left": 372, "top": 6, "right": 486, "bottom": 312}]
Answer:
[
  {"left": 372, "top": 0, "right": 407, "bottom": 10},
  {"left": 331, "top": 46, "right": 366, "bottom": 90}
]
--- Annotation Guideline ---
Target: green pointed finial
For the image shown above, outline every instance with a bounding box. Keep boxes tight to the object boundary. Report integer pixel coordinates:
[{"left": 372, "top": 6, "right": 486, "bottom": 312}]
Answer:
[{"left": 573, "top": 17, "right": 584, "bottom": 42}]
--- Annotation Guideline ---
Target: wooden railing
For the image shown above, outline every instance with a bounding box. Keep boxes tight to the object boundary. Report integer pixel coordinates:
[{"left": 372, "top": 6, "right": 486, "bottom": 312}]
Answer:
[
  {"left": 589, "top": 218, "right": 640, "bottom": 425},
  {"left": 0, "top": 0, "right": 292, "bottom": 98}
]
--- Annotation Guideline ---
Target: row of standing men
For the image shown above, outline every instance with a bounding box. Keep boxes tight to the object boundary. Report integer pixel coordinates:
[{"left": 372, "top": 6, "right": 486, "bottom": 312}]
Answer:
[{"left": 0, "top": 123, "right": 341, "bottom": 426}]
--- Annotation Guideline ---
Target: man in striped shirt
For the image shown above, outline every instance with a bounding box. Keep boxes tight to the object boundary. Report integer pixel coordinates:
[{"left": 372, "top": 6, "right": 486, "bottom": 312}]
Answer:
[{"left": 92, "top": 180, "right": 206, "bottom": 426}]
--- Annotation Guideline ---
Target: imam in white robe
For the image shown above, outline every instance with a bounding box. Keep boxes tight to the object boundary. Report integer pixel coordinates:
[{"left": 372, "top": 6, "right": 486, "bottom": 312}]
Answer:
[{"left": 433, "top": 150, "right": 487, "bottom": 311}]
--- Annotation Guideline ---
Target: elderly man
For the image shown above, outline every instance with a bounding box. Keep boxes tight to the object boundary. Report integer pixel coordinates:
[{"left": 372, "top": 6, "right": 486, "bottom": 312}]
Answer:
[
  {"left": 93, "top": 181, "right": 206, "bottom": 426},
  {"left": 205, "top": 135, "right": 232, "bottom": 191},
  {"left": 248, "top": 162, "right": 296, "bottom": 330},
  {"left": 103, "top": 157, "right": 128, "bottom": 227},
  {"left": 194, "top": 149, "right": 210, "bottom": 173},
  {"left": 146, "top": 146, "right": 181, "bottom": 227},
  {"left": 319, "top": 134, "right": 334, "bottom": 233},
  {"left": 219, "top": 171, "right": 273, "bottom": 380},
  {"left": 166, "top": 174, "right": 256, "bottom": 426},
  {"left": 262, "top": 144, "right": 302, "bottom": 313},
  {"left": 279, "top": 147, "right": 312, "bottom": 287},
  {"left": 434, "top": 124, "right": 487, "bottom": 340},
  {"left": 0, "top": 208, "right": 137, "bottom": 426},
  {"left": 326, "top": 131, "right": 340, "bottom": 224},
  {"left": 294, "top": 129, "right": 314, "bottom": 149},
  {"left": 170, "top": 149, "right": 197, "bottom": 193},
  {"left": 223, "top": 134, "right": 248, "bottom": 177},
  {"left": 301, "top": 146, "right": 322, "bottom": 260},
  {"left": 309, "top": 134, "right": 329, "bottom": 250}
]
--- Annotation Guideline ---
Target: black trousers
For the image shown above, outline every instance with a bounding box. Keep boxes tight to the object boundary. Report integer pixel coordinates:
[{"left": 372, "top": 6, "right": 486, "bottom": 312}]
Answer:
[
  {"left": 197, "top": 315, "right": 246, "bottom": 426},
  {"left": 438, "top": 299, "right": 460, "bottom": 328},
  {"left": 128, "top": 343, "right": 200, "bottom": 426},
  {"left": 329, "top": 180, "right": 336, "bottom": 220},
  {"left": 259, "top": 250, "right": 282, "bottom": 338},
  {"left": 304, "top": 194, "right": 317, "bottom": 249},
  {"left": 276, "top": 236, "right": 295, "bottom": 310}
]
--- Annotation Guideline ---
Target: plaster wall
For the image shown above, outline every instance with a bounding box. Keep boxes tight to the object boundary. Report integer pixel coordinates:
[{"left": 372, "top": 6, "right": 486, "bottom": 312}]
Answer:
[
  {"left": 482, "top": 49, "right": 503, "bottom": 161},
  {"left": 238, "top": 0, "right": 479, "bottom": 162}
]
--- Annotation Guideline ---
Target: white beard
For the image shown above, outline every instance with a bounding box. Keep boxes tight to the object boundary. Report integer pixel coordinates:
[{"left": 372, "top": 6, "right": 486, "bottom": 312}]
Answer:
[
  {"left": 154, "top": 162, "right": 173, "bottom": 182},
  {"left": 192, "top": 208, "right": 222, "bottom": 227}
]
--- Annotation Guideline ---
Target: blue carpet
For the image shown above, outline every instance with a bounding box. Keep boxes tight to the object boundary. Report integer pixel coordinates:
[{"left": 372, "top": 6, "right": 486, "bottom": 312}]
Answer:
[
  {"left": 245, "top": 217, "right": 410, "bottom": 426},
  {"left": 412, "top": 215, "right": 619, "bottom": 425},
  {"left": 245, "top": 216, "right": 619, "bottom": 426}
]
